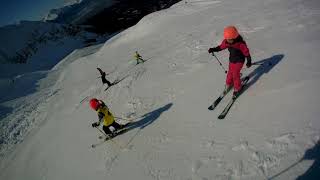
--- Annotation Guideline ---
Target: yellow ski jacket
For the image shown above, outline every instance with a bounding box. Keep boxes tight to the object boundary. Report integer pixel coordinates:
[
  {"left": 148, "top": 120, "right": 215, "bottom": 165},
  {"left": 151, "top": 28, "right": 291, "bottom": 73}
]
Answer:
[{"left": 97, "top": 105, "right": 115, "bottom": 126}]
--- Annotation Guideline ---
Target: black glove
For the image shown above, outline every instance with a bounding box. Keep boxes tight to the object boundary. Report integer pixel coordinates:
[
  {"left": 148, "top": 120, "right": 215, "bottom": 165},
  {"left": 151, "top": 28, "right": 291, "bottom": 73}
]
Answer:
[
  {"left": 208, "top": 46, "right": 221, "bottom": 54},
  {"left": 246, "top": 61, "right": 252, "bottom": 68},
  {"left": 246, "top": 56, "right": 252, "bottom": 68},
  {"left": 92, "top": 122, "right": 99, "bottom": 128}
]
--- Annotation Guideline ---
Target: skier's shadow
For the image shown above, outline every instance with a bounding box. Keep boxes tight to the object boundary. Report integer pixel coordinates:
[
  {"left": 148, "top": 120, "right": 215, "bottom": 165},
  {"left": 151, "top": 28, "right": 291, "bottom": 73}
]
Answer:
[
  {"left": 268, "top": 141, "right": 320, "bottom": 180},
  {"left": 115, "top": 103, "right": 173, "bottom": 149},
  {"left": 125, "top": 103, "right": 173, "bottom": 131},
  {"left": 296, "top": 141, "right": 320, "bottom": 180},
  {"left": 104, "top": 103, "right": 173, "bottom": 171},
  {"left": 244, "top": 54, "right": 284, "bottom": 91}
]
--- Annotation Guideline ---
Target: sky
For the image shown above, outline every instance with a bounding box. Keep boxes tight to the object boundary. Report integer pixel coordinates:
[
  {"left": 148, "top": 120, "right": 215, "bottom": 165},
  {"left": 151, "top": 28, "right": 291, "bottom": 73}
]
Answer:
[{"left": 0, "top": 0, "right": 74, "bottom": 27}]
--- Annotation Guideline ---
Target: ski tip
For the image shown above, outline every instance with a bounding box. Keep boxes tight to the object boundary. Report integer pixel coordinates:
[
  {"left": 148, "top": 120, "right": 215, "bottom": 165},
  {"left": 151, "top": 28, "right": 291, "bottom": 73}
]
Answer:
[
  {"left": 217, "top": 115, "right": 225, "bottom": 119},
  {"left": 208, "top": 106, "right": 213, "bottom": 110}
]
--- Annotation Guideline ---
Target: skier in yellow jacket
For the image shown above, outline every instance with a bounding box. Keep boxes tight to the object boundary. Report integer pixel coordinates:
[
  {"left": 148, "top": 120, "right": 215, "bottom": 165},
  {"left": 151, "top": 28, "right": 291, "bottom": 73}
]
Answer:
[
  {"left": 89, "top": 98, "right": 125, "bottom": 135},
  {"left": 134, "top": 51, "right": 145, "bottom": 65}
]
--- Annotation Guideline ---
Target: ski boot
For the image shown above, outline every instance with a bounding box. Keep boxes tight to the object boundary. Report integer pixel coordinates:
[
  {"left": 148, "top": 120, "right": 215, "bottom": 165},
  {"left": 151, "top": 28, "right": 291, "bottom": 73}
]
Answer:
[
  {"left": 223, "top": 85, "right": 232, "bottom": 95},
  {"left": 232, "top": 90, "right": 241, "bottom": 100}
]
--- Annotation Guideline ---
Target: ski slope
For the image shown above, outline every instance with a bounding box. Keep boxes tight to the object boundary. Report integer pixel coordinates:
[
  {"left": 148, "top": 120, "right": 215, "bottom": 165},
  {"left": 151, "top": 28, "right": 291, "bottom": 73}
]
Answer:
[{"left": 1, "top": 0, "right": 320, "bottom": 179}]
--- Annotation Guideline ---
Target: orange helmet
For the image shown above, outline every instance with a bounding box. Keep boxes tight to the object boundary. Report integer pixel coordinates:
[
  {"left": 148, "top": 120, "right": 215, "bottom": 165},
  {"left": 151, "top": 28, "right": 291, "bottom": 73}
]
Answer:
[
  {"left": 223, "top": 26, "right": 239, "bottom": 40},
  {"left": 89, "top": 98, "right": 100, "bottom": 110}
]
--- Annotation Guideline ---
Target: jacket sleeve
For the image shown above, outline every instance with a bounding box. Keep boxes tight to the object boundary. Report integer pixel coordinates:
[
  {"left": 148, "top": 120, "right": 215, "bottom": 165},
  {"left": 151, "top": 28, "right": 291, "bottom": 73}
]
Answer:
[
  {"left": 97, "top": 112, "right": 105, "bottom": 124},
  {"left": 212, "top": 40, "right": 228, "bottom": 52},
  {"left": 246, "top": 55, "right": 252, "bottom": 64},
  {"left": 239, "top": 43, "right": 250, "bottom": 57},
  {"left": 239, "top": 43, "right": 251, "bottom": 64}
]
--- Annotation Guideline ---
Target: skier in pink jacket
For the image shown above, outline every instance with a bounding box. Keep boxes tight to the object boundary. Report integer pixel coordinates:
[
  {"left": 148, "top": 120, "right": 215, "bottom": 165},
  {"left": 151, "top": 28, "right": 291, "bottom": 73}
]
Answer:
[{"left": 208, "top": 26, "right": 252, "bottom": 98}]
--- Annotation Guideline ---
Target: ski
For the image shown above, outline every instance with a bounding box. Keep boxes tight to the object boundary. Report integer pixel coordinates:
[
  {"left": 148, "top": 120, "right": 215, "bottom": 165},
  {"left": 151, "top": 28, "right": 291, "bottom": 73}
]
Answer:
[
  {"left": 91, "top": 127, "right": 130, "bottom": 148},
  {"left": 217, "top": 76, "right": 250, "bottom": 119},
  {"left": 208, "top": 74, "right": 245, "bottom": 110},
  {"left": 208, "top": 86, "right": 232, "bottom": 110}
]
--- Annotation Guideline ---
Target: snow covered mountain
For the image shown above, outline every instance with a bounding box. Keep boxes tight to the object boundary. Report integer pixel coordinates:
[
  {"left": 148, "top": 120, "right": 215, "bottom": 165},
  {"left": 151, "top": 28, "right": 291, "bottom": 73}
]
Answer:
[
  {"left": 1, "top": 0, "right": 320, "bottom": 179},
  {"left": 0, "top": 21, "right": 99, "bottom": 64},
  {"left": 0, "top": 20, "right": 106, "bottom": 157},
  {"left": 44, "top": 0, "right": 115, "bottom": 24}
]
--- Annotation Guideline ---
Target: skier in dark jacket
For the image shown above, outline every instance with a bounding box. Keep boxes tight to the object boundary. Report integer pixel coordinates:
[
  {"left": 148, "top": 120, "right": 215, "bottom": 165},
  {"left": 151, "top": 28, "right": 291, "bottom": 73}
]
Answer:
[
  {"left": 97, "top": 68, "right": 112, "bottom": 87},
  {"left": 208, "top": 26, "right": 252, "bottom": 98}
]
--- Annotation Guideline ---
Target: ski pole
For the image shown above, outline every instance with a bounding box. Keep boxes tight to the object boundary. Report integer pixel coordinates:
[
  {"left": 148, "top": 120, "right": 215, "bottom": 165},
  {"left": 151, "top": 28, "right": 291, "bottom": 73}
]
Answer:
[
  {"left": 94, "top": 127, "right": 125, "bottom": 149},
  {"left": 95, "top": 126, "right": 106, "bottom": 135},
  {"left": 212, "top": 53, "right": 227, "bottom": 74}
]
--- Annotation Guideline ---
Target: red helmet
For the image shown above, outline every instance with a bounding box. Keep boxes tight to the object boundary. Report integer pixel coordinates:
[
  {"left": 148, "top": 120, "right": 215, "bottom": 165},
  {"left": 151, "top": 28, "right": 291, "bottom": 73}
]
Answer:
[
  {"left": 223, "top": 26, "right": 239, "bottom": 40},
  {"left": 89, "top": 98, "right": 100, "bottom": 110}
]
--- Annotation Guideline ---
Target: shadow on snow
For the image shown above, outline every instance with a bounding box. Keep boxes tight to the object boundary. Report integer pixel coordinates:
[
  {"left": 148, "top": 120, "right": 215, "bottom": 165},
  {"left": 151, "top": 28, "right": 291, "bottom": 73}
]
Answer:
[
  {"left": 245, "top": 54, "right": 284, "bottom": 90},
  {"left": 126, "top": 103, "right": 173, "bottom": 132},
  {"left": 104, "top": 103, "right": 173, "bottom": 170},
  {"left": 268, "top": 141, "right": 320, "bottom": 180},
  {"left": 296, "top": 141, "right": 320, "bottom": 180}
]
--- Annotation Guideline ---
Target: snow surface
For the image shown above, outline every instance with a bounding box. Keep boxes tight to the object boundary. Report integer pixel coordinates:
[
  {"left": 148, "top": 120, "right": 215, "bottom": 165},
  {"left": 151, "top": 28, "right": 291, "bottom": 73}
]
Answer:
[{"left": 1, "top": 0, "right": 320, "bottom": 179}]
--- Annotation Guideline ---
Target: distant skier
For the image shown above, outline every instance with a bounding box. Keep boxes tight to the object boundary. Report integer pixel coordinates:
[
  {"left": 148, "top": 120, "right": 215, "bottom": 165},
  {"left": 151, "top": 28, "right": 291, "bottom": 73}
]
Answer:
[
  {"left": 134, "top": 51, "right": 145, "bottom": 65},
  {"left": 208, "top": 26, "right": 252, "bottom": 98},
  {"left": 90, "top": 98, "right": 126, "bottom": 135},
  {"left": 97, "top": 67, "right": 113, "bottom": 87}
]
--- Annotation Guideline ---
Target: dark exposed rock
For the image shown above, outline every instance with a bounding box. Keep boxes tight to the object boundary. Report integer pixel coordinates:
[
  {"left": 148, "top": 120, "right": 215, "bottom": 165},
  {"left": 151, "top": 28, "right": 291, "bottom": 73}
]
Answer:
[{"left": 82, "top": 0, "right": 181, "bottom": 34}]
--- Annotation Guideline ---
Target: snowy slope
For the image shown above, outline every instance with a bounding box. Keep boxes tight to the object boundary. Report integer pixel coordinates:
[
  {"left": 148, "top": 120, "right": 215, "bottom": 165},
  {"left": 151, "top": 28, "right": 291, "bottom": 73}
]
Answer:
[{"left": 1, "top": 0, "right": 320, "bottom": 179}]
